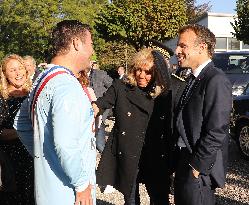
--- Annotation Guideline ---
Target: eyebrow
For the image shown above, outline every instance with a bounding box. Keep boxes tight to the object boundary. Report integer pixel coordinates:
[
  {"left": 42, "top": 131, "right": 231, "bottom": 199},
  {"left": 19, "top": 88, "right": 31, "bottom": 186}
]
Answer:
[
  {"left": 177, "top": 42, "right": 187, "bottom": 47},
  {"left": 8, "top": 66, "right": 24, "bottom": 70}
]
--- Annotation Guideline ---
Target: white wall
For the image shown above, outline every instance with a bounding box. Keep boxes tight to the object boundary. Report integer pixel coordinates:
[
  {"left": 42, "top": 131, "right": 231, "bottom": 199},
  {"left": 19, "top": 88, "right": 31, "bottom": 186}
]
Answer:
[
  {"left": 205, "top": 13, "right": 235, "bottom": 38},
  {"left": 165, "top": 12, "right": 238, "bottom": 53}
]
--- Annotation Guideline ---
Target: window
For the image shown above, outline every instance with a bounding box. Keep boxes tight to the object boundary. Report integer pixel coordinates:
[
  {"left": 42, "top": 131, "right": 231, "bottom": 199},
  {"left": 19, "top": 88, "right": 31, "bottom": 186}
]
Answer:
[
  {"left": 242, "top": 42, "right": 249, "bottom": 49},
  {"left": 215, "top": 37, "right": 227, "bottom": 49},
  {"left": 213, "top": 52, "right": 249, "bottom": 74},
  {"left": 228, "top": 38, "right": 240, "bottom": 50}
]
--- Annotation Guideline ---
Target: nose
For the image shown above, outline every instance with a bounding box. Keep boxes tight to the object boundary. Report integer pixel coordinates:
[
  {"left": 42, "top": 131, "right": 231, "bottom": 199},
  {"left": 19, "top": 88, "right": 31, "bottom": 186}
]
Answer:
[
  {"left": 139, "top": 70, "right": 146, "bottom": 78},
  {"left": 175, "top": 46, "right": 181, "bottom": 55},
  {"left": 15, "top": 68, "right": 23, "bottom": 76}
]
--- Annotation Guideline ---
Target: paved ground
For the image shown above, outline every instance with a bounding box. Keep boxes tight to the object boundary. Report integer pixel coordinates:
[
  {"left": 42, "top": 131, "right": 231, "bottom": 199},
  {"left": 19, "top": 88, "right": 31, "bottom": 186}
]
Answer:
[{"left": 96, "top": 138, "right": 249, "bottom": 205}]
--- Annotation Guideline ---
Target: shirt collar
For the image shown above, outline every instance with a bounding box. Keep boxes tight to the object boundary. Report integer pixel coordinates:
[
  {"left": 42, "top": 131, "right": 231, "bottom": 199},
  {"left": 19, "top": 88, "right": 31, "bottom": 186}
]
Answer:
[{"left": 192, "top": 59, "right": 211, "bottom": 78}]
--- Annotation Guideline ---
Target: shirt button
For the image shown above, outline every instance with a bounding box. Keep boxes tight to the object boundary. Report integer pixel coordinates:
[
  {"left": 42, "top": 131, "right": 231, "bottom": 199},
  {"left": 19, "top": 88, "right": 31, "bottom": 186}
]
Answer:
[
  {"left": 161, "top": 134, "right": 164, "bottom": 139},
  {"left": 121, "top": 131, "right": 126, "bottom": 135},
  {"left": 160, "top": 116, "right": 165, "bottom": 120},
  {"left": 127, "top": 112, "right": 131, "bottom": 117}
]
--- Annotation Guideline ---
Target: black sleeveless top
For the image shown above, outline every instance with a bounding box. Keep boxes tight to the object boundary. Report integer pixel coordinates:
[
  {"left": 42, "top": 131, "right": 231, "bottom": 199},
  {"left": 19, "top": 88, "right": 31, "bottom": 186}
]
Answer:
[{"left": 0, "top": 96, "right": 26, "bottom": 130}]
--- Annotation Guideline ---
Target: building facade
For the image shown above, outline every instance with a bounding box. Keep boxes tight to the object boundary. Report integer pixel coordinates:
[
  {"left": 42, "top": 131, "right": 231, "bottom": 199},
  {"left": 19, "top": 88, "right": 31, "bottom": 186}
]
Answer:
[{"left": 166, "top": 12, "right": 249, "bottom": 53}]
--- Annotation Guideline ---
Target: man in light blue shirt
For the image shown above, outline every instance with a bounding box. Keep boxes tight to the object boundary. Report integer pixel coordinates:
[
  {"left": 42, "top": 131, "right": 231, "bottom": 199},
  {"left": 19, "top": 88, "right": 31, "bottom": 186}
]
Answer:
[{"left": 14, "top": 20, "right": 96, "bottom": 205}]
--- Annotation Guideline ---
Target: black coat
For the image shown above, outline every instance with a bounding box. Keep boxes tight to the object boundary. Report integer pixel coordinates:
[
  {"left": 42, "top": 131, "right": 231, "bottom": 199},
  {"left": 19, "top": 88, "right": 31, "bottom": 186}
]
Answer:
[
  {"left": 138, "top": 90, "right": 172, "bottom": 191},
  {"left": 174, "top": 62, "right": 232, "bottom": 188},
  {"left": 96, "top": 79, "right": 154, "bottom": 197}
]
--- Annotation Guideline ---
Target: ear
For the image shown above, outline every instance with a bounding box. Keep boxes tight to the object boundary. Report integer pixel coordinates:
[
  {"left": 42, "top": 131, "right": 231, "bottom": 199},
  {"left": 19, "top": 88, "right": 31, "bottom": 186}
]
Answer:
[
  {"left": 72, "top": 37, "right": 81, "bottom": 51},
  {"left": 199, "top": 42, "right": 208, "bottom": 53}
]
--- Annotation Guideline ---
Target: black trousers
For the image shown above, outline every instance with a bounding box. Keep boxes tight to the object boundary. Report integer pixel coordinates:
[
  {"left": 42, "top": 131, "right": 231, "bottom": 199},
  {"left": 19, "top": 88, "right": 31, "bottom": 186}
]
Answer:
[
  {"left": 174, "top": 148, "right": 215, "bottom": 205},
  {"left": 124, "top": 169, "right": 170, "bottom": 205}
]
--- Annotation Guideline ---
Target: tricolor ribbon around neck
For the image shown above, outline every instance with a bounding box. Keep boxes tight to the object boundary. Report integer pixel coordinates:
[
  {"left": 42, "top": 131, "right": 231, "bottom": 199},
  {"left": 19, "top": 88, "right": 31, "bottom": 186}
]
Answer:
[{"left": 30, "top": 66, "right": 74, "bottom": 124}]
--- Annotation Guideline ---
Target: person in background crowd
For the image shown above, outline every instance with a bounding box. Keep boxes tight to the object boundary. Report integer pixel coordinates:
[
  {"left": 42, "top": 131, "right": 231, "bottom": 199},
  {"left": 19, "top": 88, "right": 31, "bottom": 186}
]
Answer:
[
  {"left": 14, "top": 20, "right": 96, "bottom": 205},
  {"left": 77, "top": 70, "right": 101, "bottom": 132},
  {"left": 88, "top": 61, "right": 113, "bottom": 153},
  {"left": 37, "top": 62, "right": 48, "bottom": 71},
  {"left": 172, "top": 24, "right": 232, "bottom": 205},
  {"left": 93, "top": 48, "right": 171, "bottom": 205},
  {"left": 117, "top": 66, "right": 127, "bottom": 80},
  {"left": 77, "top": 70, "right": 97, "bottom": 101},
  {"left": 91, "top": 61, "right": 99, "bottom": 70},
  {"left": 23, "top": 55, "right": 36, "bottom": 76},
  {"left": 0, "top": 54, "right": 34, "bottom": 205},
  {"left": 23, "top": 55, "right": 40, "bottom": 81}
]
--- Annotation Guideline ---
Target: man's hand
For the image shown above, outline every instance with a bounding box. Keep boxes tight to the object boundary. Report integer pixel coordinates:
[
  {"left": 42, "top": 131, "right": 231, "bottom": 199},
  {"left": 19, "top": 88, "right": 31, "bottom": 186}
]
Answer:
[
  {"left": 192, "top": 169, "right": 200, "bottom": 179},
  {"left": 91, "top": 103, "right": 99, "bottom": 118},
  {"left": 74, "top": 184, "right": 93, "bottom": 205}
]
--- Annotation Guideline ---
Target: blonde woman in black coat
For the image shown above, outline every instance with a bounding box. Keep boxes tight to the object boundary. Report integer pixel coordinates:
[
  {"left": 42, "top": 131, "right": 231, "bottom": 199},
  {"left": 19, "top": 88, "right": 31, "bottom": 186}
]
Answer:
[{"left": 92, "top": 48, "right": 171, "bottom": 205}]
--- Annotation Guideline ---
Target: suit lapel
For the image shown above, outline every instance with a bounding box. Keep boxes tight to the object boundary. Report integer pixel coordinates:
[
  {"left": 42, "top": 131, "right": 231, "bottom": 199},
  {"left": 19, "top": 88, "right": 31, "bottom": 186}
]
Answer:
[
  {"left": 180, "top": 78, "right": 201, "bottom": 109},
  {"left": 175, "top": 63, "right": 214, "bottom": 151},
  {"left": 176, "top": 111, "right": 193, "bottom": 153},
  {"left": 176, "top": 62, "right": 214, "bottom": 115},
  {"left": 171, "top": 77, "right": 186, "bottom": 111}
]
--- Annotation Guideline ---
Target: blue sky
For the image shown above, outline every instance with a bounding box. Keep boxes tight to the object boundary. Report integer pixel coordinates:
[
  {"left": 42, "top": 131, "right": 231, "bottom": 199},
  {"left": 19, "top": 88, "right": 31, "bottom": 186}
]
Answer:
[{"left": 196, "top": 0, "right": 236, "bottom": 14}]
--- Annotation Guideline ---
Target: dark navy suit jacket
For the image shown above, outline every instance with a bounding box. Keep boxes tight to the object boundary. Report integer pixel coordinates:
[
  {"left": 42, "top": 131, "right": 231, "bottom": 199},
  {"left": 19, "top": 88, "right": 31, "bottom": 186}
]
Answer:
[{"left": 174, "top": 62, "right": 232, "bottom": 188}]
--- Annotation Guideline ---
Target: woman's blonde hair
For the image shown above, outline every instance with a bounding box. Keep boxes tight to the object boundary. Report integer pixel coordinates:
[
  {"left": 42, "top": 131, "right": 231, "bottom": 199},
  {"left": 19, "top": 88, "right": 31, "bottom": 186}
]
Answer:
[
  {"left": 0, "top": 54, "right": 32, "bottom": 99},
  {"left": 125, "top": 48, "right": 165, "bottom": 98}
]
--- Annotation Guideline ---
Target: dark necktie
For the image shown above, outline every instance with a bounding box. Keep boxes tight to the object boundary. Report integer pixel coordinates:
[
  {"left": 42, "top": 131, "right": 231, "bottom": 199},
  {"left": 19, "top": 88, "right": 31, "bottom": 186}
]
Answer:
[{"left": 179, "top": 74, "right": 195, "bottom": 106}]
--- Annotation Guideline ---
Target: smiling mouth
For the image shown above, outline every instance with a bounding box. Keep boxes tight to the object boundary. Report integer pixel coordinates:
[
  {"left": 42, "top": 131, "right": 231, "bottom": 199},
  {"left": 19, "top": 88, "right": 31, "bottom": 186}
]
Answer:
[
  {"left": 15, "top": 76, "right": 24, "bottom": 80},
  {"left": 177, "top": 55, "right": 184, "bottom": 63}
]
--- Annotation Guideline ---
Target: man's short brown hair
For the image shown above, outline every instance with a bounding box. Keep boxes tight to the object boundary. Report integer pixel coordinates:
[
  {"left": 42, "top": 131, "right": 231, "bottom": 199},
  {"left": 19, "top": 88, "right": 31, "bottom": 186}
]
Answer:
[
  {"left": 179, "top": 24, "right": 216, "bottom": 58},
  {"left": 51, "top": 20, "right": 91, "bottom": 57}
]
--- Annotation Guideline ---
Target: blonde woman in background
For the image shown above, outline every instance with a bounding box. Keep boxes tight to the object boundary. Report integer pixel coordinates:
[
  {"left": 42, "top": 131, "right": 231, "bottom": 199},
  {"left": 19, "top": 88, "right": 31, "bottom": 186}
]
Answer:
[{"left": 0, "top": 54, "right": 34, "bottom": 205}]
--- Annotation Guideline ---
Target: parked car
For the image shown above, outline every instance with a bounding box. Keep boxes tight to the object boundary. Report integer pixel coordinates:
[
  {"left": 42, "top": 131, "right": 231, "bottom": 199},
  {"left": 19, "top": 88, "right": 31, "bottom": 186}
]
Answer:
[
  {"left": 213, "top": 51, "right": 249, "bottom": 96},
  {"left": 230, "top": 85, "right": 249, "bottom": 159},
  {"left": 213, "top": 51, "right": 249, "bottom": 159}
]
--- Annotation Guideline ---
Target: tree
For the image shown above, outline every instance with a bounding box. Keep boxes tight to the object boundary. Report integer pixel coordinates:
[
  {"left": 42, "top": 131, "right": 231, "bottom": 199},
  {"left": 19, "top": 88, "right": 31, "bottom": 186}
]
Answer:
[
  {"left": 95, "top": 0, "right": 188, "bottom": 50},
  {"left": 96, "top": 40, "right": 136, "bottom": 70},
  {"left": 232, "top": 0, "right": 249, "bottom": 44},
  {"left": 0, "top": 0, "right": 107, "bottom": 61},
  {"left": 0, "top": 0, "right": 58, "bottom": 61},
  {"left": 185, "top": 0, "right": 211, "bottom": 23}
]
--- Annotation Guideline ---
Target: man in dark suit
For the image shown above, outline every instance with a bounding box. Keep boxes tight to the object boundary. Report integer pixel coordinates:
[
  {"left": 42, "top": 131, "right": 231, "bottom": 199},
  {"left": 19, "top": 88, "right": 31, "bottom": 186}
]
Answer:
[
  {"left": 89, "top": 61, "right": 113, "bottom": 99},
  {"left": 117, "top": 66, "right": 128, "bottom": 81},
  {"left": 88, "top": 61, "right": 113, "bottom": 153},
  {"left": 172, "top": 24, "right": 232, "bottom": 205}
]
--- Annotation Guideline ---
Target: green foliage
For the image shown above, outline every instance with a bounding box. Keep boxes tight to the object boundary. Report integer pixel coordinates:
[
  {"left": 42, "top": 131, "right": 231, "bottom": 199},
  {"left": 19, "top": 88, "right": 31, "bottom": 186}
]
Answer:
[
  {"left": 232, "top": 0, "right": 249, "bottom": 44},
  {"left": 96, "top": 40, "right": 136, "bottom": 70},
  {"left": 0, "top": 0, "right": 59, "bottom": 61},
  {"left": 0, "top": 0, "right": 107, "bottom": 62},
  {"left": 186, "top": 0, "right": 211, "bottom": 23},
  {"left": 95, "top": 0, "right": 188, "bottom": 50}
]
